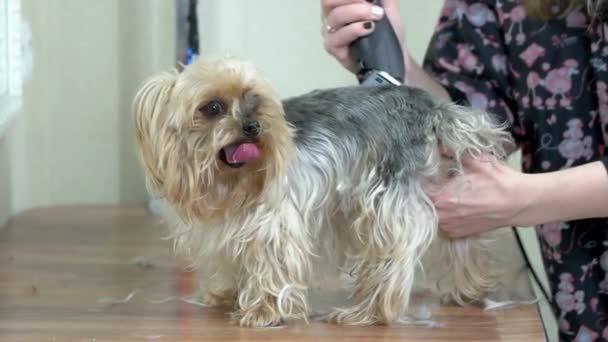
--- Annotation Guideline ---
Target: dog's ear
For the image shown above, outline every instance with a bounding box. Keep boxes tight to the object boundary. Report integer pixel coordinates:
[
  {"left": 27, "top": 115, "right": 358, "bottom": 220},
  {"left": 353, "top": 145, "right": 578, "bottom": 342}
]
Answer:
[{"left": 132, "top": 70, "right": 178, "bottom": 193}]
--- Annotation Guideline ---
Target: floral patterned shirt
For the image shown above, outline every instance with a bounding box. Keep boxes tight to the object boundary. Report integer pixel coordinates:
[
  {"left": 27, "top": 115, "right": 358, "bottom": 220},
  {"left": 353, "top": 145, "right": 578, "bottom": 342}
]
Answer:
[{"left": 423, "top": 1, "right": 608, "bottom": 341}]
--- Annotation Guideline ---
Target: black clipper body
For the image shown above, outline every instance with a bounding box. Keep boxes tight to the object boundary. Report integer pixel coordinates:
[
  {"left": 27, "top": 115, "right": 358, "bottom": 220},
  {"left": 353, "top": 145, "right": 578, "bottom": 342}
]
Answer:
[{"left": 349, "top": 0, "right": 405, "bottom": 86}]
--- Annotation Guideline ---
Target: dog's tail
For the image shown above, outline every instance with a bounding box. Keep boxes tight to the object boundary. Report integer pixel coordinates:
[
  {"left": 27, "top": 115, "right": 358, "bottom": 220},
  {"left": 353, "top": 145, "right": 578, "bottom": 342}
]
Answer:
[{"left": 433, "top": 101, "right": 515, "bottom": 169}]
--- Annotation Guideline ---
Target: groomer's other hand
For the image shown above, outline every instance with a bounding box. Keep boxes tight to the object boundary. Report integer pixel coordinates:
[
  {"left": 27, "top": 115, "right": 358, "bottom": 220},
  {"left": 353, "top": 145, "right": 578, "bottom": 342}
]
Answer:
[
  {"left": 429, "top": 155, "right": 532, "bottom": 239},
  {"left": 320, "top": 0, "right": 404, "bottom": 72}
]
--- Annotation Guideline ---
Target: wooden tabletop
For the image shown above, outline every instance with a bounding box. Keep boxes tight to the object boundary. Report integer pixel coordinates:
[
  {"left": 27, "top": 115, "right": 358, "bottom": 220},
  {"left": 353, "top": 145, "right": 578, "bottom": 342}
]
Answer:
[{"left": 0, "top": 206, "right": 546, "bottom": 341}]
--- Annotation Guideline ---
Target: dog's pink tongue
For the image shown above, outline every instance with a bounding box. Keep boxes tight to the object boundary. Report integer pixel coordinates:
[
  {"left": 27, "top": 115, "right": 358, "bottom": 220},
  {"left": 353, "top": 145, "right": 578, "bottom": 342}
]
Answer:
[{"left": 226, "top": 143, "right": 260, "bottom": 163}]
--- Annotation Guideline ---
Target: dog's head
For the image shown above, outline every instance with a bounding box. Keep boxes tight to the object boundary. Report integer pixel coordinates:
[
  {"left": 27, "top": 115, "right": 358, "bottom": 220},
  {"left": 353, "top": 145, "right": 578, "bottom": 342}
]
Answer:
[{"left": 132, "top": 56, "right": 293, "bottom": 222}]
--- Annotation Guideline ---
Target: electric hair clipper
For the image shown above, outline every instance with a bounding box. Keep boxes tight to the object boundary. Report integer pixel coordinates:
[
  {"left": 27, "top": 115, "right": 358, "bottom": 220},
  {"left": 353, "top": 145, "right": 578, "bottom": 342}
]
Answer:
[{"left": 349, "top": 0, "right": 405, "bottom": 86}]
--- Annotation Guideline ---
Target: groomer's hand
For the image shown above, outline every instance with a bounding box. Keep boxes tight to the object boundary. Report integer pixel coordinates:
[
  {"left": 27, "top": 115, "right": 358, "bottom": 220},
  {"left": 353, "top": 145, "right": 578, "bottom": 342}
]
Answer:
[
  {"left": 429, "top": 156, "right": 532, "bottom": 239},
  {"left": 320, "top": 0, "right": 404, "bottom": 72}
]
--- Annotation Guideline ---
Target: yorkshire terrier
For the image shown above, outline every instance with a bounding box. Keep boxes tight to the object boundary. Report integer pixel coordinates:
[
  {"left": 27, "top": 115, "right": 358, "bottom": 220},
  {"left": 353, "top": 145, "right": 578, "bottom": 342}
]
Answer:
[{"left": 132, "top": 56, "right": 514, "bottom": 328}]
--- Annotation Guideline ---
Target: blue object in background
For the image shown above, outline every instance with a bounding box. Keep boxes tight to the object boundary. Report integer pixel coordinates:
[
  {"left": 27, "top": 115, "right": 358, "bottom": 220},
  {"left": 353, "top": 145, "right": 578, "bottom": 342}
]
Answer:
[{"left": 186, "top": 47, "right": 199, "bottom": 65}]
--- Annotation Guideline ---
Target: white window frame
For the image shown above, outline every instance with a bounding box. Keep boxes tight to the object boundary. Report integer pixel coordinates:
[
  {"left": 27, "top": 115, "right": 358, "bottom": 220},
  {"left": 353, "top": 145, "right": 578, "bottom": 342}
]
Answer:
[{"left": 0, "top": 0, "right": 31, "bottom": 137}]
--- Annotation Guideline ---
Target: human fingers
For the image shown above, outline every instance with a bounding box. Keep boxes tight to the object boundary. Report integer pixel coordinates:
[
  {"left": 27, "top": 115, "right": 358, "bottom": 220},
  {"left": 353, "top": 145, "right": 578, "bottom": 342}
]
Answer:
[
  {"left": 437, "top": 208, "right": 486, "bottom": 239},
  {"left": 440, "top": 224, "right": 474, "bottom": 239},
  {"left": 380, "top": 0, "right": 402, "bottom": 26},
  {"left": 436, "top": 208, "right": 464, "bottom": 238},
  {"left": 324, "top": 2, "right": 384, "bottom": 33},
  {"left": 321, "top": 0, "right": 367, "bottom": 18},
  {"left": 461, "top": 153, "right": 498, "bottom": 170},
  {"left": 322, "top": 21, "right": 376, "bottom": 70}
]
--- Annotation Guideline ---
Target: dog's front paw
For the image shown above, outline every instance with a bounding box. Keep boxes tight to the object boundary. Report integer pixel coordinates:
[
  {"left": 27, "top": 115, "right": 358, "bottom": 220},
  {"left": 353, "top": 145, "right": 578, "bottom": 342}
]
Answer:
[
  {"left": 231, "top": 306, "right": 283, "bottom": 327},
  {"left": 327, "top": 307, "right": 384, "bottom": 326},
  {"left": 202, "top": 288, "right": 237, "bottom": 308}
]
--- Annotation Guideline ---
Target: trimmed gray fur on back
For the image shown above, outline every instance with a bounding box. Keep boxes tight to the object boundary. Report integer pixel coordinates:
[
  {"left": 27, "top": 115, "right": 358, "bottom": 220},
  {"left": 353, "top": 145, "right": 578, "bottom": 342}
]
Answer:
[{"left": 283, "top": 85, "right": 441, "bottom": 180}]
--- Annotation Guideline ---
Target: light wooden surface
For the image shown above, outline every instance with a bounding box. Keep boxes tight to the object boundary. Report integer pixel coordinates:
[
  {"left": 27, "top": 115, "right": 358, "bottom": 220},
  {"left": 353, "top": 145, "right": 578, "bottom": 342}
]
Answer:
[{"left": 0, "top": 206, "right": 546, "bottom": 341}]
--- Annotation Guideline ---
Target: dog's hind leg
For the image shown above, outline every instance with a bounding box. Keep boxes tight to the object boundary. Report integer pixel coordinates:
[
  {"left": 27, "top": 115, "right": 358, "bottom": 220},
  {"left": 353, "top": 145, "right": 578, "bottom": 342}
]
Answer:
[
  {"left": 436, "top": 236, "right": 498, "bottom": 306},
  {"left": 430, "top": 101, "right": 511, "bottom": 306},
  {"left": 328, "top": 180, "right": 437, "bottom": 325}
]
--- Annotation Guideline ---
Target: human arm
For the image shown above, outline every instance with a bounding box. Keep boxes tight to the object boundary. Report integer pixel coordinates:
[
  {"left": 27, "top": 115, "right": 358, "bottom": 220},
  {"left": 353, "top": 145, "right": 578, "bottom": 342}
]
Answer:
[
  {"left": 432, "top": 157, "right": 608, "bottom": 239},
  {"left": 518, "top": 159, "right": 608, "bottom": 227},
  {"left": 320, "top": 0, "right": 450, "bottom": 100}
]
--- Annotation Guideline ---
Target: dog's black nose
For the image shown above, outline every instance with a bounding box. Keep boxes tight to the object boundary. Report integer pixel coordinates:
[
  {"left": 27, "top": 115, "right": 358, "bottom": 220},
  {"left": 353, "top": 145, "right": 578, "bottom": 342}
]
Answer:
[{"left": 242, "top": 120, "right": 261, "bottom": 137}]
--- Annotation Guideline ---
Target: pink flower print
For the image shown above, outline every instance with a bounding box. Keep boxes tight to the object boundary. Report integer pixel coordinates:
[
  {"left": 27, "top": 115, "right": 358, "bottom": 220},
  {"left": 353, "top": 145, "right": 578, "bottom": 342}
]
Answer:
[
  {"left": 495, "top": 0, "right": 505, "bottom": 24},
  {"left": 492, "top": 54, "right": 507, "bottom": 74},
  {"left": 558, "top": 139, "right": 585, "bottom": 166},
  {"left": 564, "top": 59, "right": 579, "bottom": 68},
  {"left": 600, "top": 249, "right": 608, "bottom": 270},
  {"left": 596, "top": 81, "right": 608, "bottom": 118},
  {"left": 583, "top": 136, "right": 594, "bottom": 160},
  {"left": 603, "top": 327, "right": 608, "bottom": 340},
  {"left": 510, "top": 6, "right": 527, "bottom": 23},
  {"left": 542, "top": 59, "right": 578, "bottom": 109},
  {"left": 519, "top": 43, "right": 545, "bottom": 67},
  {"left": 559, "top": 317, "right": 572, "bottom": 334},
  {"left": 442, "top": 0, "right": 469, "bottom": 28},
  {"left": 573, "top": 290, "right": 586, "bottom": 314},
  {"left": 454, "top": 81, "right": 471, "bottom": 94},
  {"left": 552, "top": 34, "right": 578, "bottom": 49},
  {"left": 544, "top": 68, "right": 571, "bottom": 100},
  {"left": 580, "top": 258, "right": 598, "bottom": 282},
  {"left": 440, "top": 0, "right": 458, "bottom": 16},
  {"left": 563, "top": 118, "right": 584, "bottom": 139},
  {"left": 433, "top": 32, "right": 452, "bottom": 50},
  {"left": 566, "top": 10, "right": 587, "bottom": 28},
  {"left": 597, "top": 81, "right": 608, "bottom": 101},
  {"left": 542, "top": 223, "right": 561, "bottom": 247},
  {"left": 590, "top": 110, "right": 598, "bottom": 126},
  {"left": 590, "top": 297, "right": 599, "bottom": 312},
  {"left": 457, "top": 44, "right": 483, "bottom": 74},
  {"left": 599, "top": 278, "right": 608, "bottom": 294},
  {"left": 478, "top": 29, "right": 501, "bottom": 48},
  {"left": 538, "top": 223, "right": 564, "bottom": 261},
  {"left": 556, "top": 272, "right": 578, "bottom": 329},
  {"left": 573, "top": 326, "right": 599, "bottom": 342},
  {"left": 504, "top": 5, "right": 526, "bottom": 44},
  {"left": 558, "top": 119, "right": 594, "bottom": 167},
  {"left": 469, "top": 92, "right": 489, "bottom": 109},
  {"left": 599, "top": 250, "right": 608, "bottom": 294},
  {"left": 558, "top": 138, "right": 585, "bottom": 163},
  {"left": 454, "top": 81, "right": 489, "bottom": 110},
  {"left": 556, "top": 291, "right": 576, "bottom": 313},
  {"left": 523, "top": 72, "right": 543, "bottom": 108},
  {"left": 526, "top": 71, "right": 540, "bottom": 86},
  {"left": 465, "top": 2, "right": 495, "bottom": 27},
  {"left": 438, "top": 57, "right": 462, "bottom": 73},
  {"left": 558, "top": 272, "right": 575, "bottom": 293}
]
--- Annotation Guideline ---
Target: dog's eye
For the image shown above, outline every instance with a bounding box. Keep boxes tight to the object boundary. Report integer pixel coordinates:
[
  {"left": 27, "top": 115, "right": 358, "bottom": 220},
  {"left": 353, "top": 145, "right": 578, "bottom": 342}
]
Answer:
[{"left": 200, "top": 100, "right": 225, "bottom": 118}]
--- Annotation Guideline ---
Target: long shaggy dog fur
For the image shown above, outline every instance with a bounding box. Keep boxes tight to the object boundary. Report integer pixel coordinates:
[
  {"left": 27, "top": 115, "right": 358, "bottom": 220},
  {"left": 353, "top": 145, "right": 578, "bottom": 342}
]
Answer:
[{"left": 132, "top": 56, "right": 514, "bottom": 327}]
